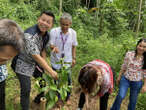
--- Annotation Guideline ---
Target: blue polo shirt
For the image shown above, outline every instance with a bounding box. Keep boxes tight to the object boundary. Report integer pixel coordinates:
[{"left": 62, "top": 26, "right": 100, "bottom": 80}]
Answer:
[{"left": 0, "top": 65, "right": 8, "bottom": 82}]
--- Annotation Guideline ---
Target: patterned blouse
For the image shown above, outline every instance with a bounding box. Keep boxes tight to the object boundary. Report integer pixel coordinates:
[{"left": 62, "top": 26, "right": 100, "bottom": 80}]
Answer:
[
  {"left": 84, "top": 59, "right": 114, "bottom": 97},
  {"left": 121, "top": 51, "right": 146, "bottom": 81}
]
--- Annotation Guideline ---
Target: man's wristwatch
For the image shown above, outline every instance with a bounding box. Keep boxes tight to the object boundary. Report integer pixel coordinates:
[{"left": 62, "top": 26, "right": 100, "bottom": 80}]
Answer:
[{"left": 73, "top": 57, "right": 76, "bottom": 60}]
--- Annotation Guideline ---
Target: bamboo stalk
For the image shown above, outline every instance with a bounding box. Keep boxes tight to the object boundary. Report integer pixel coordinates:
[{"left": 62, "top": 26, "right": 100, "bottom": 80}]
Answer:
[
  {"left": 40, "top": 97, "right": 47, "bottom": 110},
  {"left": 136, "top": 0, "right": 143, "bottom": 36},
  {"left": 59, "top": 0, "right": 62, "bottom": 15}
]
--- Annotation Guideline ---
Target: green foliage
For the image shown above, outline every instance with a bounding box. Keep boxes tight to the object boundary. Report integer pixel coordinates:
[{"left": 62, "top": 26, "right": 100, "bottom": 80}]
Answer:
[
  {"left": 35, "top": 58, "right": 71, "bottom": 109},
  {"left": 62, "top": 0, "right": 81, "bottom": 14},
  {"left": 136, "top": 94, "right": 146, "bottom": 110},
  {"left": 1, "top": 0, "right": 146, "bottom": 109},
  {"left": 99, "top": 2, "right": 129, "bottom": 37}
]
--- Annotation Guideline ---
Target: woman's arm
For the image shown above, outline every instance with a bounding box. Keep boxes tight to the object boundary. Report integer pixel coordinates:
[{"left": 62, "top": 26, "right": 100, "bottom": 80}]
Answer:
[
  {"left": 141, "top": 78, "right": 146, "bottom": 93},
  {"left": 85, "top": 93, "right": 89, "bottom": 110},
  {"left": 116, "top": 69, "right": 126, "bottom": 85},
  {"left": 117, "top": 52, "right": 129, "bottom": 84}
]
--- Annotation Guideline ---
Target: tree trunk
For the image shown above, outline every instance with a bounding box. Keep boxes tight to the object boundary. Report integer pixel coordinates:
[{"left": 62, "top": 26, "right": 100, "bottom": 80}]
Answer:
[
  {"left": 59, "top": 0, "right": 63, "bottom": 15},
  {"left": 136, "top": 0, "right": 143, "bottom": 36},
  {"left": 99, "top": 0, "right": 103, "bottom": 34},
  {"left": 48, "top": 0, "right": 50, "bottom": 7},
  {"left": 88, "top": 0, "right": 91, "bottom": 8},
  {"left": 40, "top": 97, "right": 47, "bottom": 110},
  {"left": 95, "top": 0, "right": 100, "bottom": 20},
  {"left": 86, "top": 0, "right": 88, "bottom": 6}
]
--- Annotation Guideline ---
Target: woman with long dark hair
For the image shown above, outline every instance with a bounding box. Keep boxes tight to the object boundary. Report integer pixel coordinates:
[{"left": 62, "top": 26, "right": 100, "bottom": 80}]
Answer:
[
  {"left": 111, "top": 38, "right": 146, "bottom": 110},
  {"left": 77, "top": 59, "right": 114, "bottom": 110}
]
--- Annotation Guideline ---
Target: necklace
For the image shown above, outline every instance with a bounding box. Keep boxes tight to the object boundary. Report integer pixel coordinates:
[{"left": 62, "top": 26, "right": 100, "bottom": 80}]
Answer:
[{"left": 136, "top": 55, "right": 142, "bottom": 60}]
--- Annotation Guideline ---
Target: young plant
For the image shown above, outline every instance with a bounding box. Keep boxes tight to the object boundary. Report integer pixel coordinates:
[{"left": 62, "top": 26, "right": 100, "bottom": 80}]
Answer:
[{"left": 35, "top": 58, "right": 72, "bottom": 109}]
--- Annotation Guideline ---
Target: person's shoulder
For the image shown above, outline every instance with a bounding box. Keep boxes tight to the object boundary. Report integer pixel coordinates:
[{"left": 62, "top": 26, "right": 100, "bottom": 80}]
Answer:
[
  {"left": 69, "top": 28, "right": 77, "bottom": 36},
  {"left": 69, "top": 28, "right": 76, "bottom": 33},
  {"left": 126, "top": 51, "right": 135, "bottom": 57},
  {"left": 50, "top": 27, "right": 60, "bottom": 32},
  {"left": 24, "top": 24, "right": 38, "bottom": 34},
  {"left": 126, "top": 51, "right": 134, "bottom": 54},
  {"left": 0, "top": 64, "right": 6, "bottom": 69},
  {"left": 24, "top": 33, "right": 33, "bottom": 39}
]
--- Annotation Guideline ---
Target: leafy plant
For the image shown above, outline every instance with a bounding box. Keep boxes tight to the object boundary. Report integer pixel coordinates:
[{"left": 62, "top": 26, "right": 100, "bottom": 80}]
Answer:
[{"left": 35, "top": 58, "right": 72, "bottom": 109}]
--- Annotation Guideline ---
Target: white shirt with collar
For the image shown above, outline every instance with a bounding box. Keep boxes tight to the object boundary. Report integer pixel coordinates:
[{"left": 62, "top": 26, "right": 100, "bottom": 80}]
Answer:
[{"left": 49, "top": 27, "right": 78, "bottom": 70}]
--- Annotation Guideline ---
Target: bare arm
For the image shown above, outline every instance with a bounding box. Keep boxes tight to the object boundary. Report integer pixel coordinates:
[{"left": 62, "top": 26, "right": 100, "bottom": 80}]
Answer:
[
  {"left": 116, "top": 69, "right": 126, "bottom": 85},
  {"left": 41, "top": 49, "right": 47, "bottom": 60},
  {"left": 141, "top": 78, "right": 146, "bottom": 93},
  {"left": 72, "top": 46, "right": 76, "bottom": 67},
  {"left": 85, "top": 93, "right": 89, "bottom": 110},
  {"left": 0, "top": 58, "right": 8, "bottom": 65},
  {"left": 117, "top": 52, "right": 129, "bottom": 85},
  {"left": 32, "top": 54, "right": 58, "bottom": 80},
  {"left": 0, "top": 61, "right": 6, "bottom": 65}
]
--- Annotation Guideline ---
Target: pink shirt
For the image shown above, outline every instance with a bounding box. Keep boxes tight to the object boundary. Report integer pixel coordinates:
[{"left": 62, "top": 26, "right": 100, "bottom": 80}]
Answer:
[
  {"left": 89, "top": 59, "right": 114, "bottom": 97},
  {"left": 121, "top": 51, "right": 146, "bottom": 81}
]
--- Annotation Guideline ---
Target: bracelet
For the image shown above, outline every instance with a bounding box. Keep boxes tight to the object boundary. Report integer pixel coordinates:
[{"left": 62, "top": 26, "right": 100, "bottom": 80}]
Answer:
[{"left": 73, "top": 57, "right": 76, "bottom": 60}]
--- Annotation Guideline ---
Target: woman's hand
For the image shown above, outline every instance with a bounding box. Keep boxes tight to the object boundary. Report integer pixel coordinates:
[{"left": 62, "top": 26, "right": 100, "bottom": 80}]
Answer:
[
  {"left": 141, "top": 85, "right": 146, "bottom": 93},
  {"left": 85, "top": 93, "right": 89, "bottom": 110},
  {"left": 141, "top": 78, "right": 146, "bottom": 93}
]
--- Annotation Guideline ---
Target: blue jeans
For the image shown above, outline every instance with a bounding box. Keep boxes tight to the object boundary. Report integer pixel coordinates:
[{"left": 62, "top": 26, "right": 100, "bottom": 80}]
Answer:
[{"left": 111, "top": 75, "right": 142, "bottom": 110}]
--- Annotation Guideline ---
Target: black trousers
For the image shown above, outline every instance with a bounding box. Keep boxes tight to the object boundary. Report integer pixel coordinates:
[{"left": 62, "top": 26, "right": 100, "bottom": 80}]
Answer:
[
  {"left": 78, "top": 92, "right": 110, "bottom": 110},
  {"left": 33, "top": 66, "right": 46, "bottom": 104},
  {"left": 0, "top": 80, "right": 5, "bottom": 110},
  {"left": 16, "top": 69, "right": 45, "bottom": 110}
]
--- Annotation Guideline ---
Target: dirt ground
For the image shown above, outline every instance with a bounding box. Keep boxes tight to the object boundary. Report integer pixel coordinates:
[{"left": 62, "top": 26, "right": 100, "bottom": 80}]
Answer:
[
  {"left": 11, "top": 78, "right": 128, "bottom": 110},
  {"left": 29, "top": 86, "right": 128, "bottom": 110}
]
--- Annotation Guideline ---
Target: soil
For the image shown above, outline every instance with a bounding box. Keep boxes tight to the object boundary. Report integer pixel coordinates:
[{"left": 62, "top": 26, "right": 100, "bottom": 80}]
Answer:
[
  {"left": 11, "top": 78, "right": 128, "bottom": 110},
  {"left": 29, "top": 86, "right": 128, "bottom": 110}
]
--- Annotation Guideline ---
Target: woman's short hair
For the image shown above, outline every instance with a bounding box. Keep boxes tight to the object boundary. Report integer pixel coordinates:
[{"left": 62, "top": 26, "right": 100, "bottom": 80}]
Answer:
[
  {"left": 0, "top": 19, "right": 24, "bottom": 52},
  {"left": 78, "top": 66, "right": 98, "bottom": 93}
]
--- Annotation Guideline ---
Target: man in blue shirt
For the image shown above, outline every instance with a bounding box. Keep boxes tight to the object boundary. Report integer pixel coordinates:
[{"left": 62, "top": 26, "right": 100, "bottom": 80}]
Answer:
[{"left": 0, "top": 19, "right": 25, "bottom": 110}]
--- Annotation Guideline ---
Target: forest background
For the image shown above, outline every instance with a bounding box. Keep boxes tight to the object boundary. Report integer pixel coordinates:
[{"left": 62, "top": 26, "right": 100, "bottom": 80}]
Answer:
[{"left": 1, "top": 0, "right": 146, "bottom": 109}]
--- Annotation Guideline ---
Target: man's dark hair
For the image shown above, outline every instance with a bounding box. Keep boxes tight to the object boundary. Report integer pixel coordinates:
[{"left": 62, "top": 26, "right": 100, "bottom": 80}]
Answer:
[
  {"left": 40, "top": 11, "right": 55, "bottom": 23},
  {"left": 0, "top": 19, "right": 24, "bottom": 52}
]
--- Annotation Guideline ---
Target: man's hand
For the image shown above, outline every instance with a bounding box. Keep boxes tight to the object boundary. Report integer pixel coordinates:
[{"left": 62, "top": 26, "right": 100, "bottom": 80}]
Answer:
[
  {"left": 72, "top": 59, "right": 76, "bottom": 67},
  {"left": 49, "top": 70, "right": 58, "bottom": 80},
  {"left": 116, "top": 75, "right": 121, "bottom": 85},
  {"left": 52, "top": 47, "right": 59, "bottom": 53}
]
